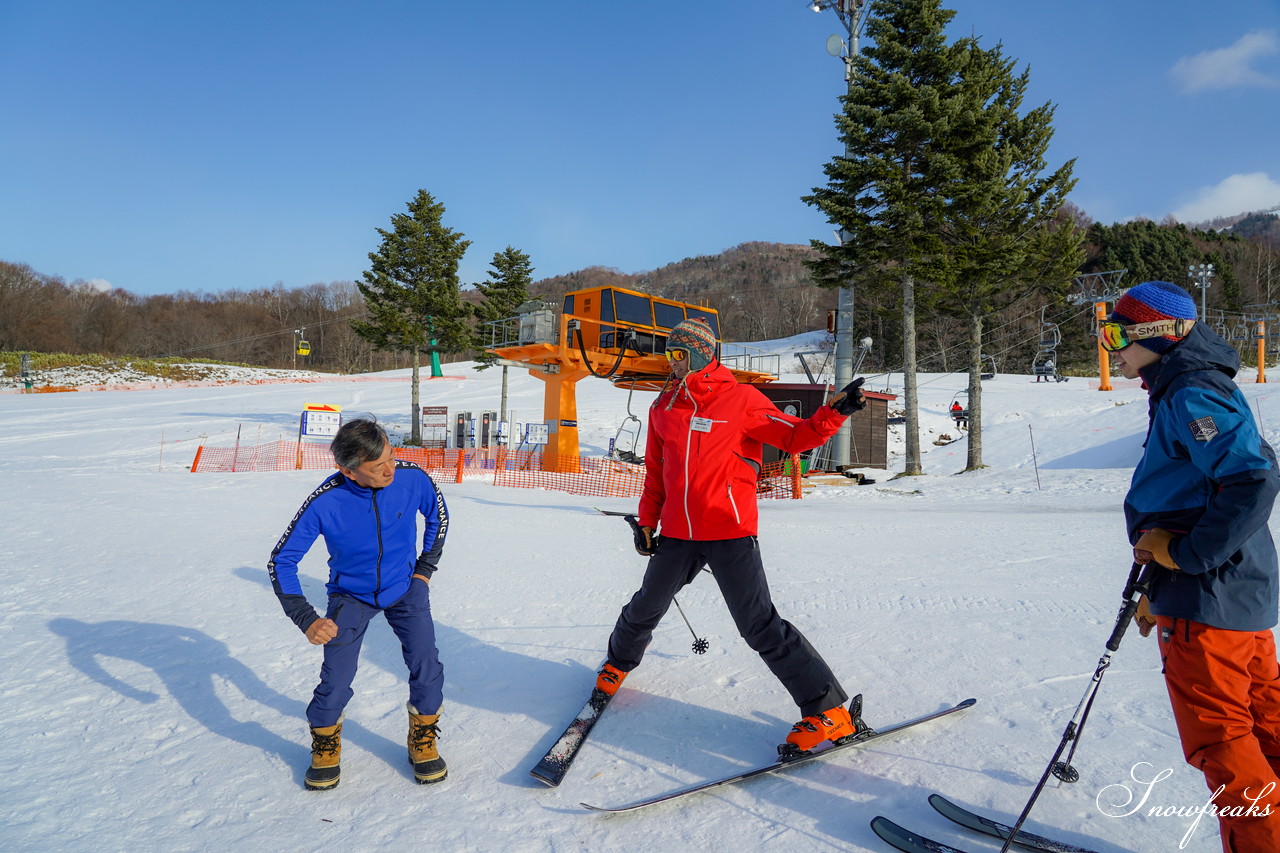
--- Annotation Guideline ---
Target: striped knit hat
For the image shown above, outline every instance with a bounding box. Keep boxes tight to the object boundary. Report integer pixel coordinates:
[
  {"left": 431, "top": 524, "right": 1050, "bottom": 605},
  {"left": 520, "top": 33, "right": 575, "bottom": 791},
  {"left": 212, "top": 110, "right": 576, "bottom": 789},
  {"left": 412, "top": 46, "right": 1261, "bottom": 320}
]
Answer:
[
  {"left": 1110, "top": 281, "right": 1198, "bottom": 354},
  {"left": 666, "top": 317, "right": 718, "bottom": 370}
]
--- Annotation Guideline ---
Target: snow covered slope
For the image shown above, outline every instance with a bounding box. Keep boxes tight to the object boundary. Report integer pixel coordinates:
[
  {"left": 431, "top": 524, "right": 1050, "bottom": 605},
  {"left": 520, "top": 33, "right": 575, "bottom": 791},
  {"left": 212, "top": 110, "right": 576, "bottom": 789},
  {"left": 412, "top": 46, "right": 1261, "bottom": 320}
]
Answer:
[{"left": 5, "top": 346, "right": 1277, "bottom": 852}]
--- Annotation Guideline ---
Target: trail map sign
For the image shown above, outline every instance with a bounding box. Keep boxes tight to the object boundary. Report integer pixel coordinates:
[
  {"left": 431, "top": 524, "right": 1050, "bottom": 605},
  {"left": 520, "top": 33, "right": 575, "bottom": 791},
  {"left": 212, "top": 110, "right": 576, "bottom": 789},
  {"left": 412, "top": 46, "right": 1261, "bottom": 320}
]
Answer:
[
  {"left": 421, "top": 406, "right": 448, "bottom": 448},
  {"left": 300, "top": 404, "right": 342, "bottom": 440}
]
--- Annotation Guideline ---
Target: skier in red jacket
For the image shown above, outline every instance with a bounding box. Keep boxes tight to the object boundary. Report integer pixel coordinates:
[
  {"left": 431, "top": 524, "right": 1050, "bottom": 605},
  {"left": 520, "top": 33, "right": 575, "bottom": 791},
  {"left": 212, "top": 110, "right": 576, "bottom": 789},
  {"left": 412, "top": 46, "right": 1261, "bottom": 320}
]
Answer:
[{"left": 596, "top": 317, "right": 868, "bottom": 754}]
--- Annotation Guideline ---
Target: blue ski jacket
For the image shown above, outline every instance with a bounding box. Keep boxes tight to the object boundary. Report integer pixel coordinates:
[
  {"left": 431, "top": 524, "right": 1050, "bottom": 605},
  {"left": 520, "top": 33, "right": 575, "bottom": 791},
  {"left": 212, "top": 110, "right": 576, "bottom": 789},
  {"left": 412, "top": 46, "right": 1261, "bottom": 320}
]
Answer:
[
  {"left": 1127, "top": 322, "right": 1280, "bottom": 631},
  {"left": 268, "top": 460, "right": 449, "bottom": 633}
]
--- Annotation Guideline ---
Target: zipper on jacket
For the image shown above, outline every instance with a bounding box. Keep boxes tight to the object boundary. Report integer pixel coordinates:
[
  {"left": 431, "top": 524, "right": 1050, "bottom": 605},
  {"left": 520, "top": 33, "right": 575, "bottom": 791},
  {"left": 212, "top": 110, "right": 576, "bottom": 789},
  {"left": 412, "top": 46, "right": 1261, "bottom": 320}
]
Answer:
[
  {"left": 681, "top": 387, "right": 698, "bottom": 538},
  {"left": 727, "top": 482, "right": 740, "bottom": 525},
  {"left": 371, "top": 490, "right": 385, "bottom": 607}
]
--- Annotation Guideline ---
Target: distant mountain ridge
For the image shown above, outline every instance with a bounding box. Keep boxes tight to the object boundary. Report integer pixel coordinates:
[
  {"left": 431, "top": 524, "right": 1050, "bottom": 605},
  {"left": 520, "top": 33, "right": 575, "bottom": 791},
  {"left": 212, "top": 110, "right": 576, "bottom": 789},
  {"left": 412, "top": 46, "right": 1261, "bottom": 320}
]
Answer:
[{"left": 1189, "top": 205, "right": 1280, "bottom": 246}]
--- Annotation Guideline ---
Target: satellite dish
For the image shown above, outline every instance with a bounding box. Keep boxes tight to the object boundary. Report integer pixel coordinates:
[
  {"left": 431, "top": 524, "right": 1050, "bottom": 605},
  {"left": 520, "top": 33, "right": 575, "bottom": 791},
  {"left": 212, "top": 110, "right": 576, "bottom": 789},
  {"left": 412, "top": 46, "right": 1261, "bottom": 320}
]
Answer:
[{"left": 825, "top": 34, "right": 844, "bottom": 56}]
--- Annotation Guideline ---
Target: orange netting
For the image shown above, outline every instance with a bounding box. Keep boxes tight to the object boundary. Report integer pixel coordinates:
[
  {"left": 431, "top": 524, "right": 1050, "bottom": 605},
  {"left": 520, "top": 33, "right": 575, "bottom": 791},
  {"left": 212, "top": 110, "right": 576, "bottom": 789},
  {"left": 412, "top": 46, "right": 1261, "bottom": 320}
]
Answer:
[{"left": 190, "top": 440, "right": 804, "bottom": 500}]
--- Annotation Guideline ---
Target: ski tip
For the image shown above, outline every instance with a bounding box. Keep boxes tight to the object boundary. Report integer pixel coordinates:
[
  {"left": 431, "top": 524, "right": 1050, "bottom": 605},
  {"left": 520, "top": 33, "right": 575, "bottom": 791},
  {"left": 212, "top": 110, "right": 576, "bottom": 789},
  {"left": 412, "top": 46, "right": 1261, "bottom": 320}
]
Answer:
[
  {"left": 580, "top": 802, "right": 614, "bottom": 812},
  {"left": 956, "top": 697, "right": 977, "bottom": 709},
  {"left": 529, "top": 768, "right": 562, "bottom": 787},
  {"left": 870, "top": 815, "right": 941, "bottom": 853},
  {"left": 869, "top": 815, "right": 903, "bottom": 842}
]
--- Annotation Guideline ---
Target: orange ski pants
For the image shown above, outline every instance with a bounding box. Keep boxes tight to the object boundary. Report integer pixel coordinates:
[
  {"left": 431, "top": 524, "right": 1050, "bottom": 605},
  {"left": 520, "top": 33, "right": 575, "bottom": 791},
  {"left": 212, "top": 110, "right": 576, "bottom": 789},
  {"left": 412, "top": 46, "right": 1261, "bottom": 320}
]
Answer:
[{"left": 1158, "top": 616, "right": 1280, "bottom": 852}]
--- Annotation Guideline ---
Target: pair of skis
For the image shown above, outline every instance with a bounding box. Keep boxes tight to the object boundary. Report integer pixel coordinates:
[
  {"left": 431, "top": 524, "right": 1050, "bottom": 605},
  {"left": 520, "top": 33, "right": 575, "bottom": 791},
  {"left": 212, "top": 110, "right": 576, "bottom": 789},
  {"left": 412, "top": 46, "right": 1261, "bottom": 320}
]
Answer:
[
  {"left": 872, "top": 795, "right": 1098, "bottom": 853},
  {"left": 530, "top": 684, "right": 975, "bottom": 812},
  {"left": 530, "top": 685, "right": 1096, "bottom": 853}
]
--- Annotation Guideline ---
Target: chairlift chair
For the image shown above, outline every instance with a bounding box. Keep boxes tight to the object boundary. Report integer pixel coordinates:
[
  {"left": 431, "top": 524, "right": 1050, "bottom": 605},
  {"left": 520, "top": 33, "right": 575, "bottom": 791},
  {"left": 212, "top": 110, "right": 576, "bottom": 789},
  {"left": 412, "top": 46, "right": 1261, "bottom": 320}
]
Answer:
[
  {"left": 610, "top": 382, "right": 644, "bottom": 465},
  {"left": 949, "top": 391, "right": 969, "bottom": 430},
  {"left": 980, "top": 354, "right": 997, "bottom": 381}
]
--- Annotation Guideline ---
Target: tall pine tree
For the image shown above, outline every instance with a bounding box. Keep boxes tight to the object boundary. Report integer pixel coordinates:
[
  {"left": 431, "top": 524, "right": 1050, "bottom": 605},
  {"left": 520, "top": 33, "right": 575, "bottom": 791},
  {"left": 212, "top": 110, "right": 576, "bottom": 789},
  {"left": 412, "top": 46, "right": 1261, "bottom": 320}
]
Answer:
[
  {"left": 804, "top": 0, "right": 970, "bottom": 475},
  {"left": 472, "top": 246, "right": 534, "bottom": 369},
  {"left": 352, "top": 190, "right": 471, "bottom": 445},
  {"left": 931, "top": 39, "right": 1084, "bottom": 471},
  {"left": 806, "top": 0, "right": 1082, "bottom": 473},
  {"left": 472, "top": 246, "right": 535, "bottom": 425}
]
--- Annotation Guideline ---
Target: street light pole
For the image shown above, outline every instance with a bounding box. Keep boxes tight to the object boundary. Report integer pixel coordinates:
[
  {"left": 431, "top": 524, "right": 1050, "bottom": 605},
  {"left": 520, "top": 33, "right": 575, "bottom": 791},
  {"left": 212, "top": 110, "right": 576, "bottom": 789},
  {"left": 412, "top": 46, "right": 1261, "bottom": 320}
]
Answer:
[
  {"left": 811, "top": 0, "right": 868, "bottom": 469},
  {"left": 1188, "top": 263, "right": 1215, "bottom": 322}
]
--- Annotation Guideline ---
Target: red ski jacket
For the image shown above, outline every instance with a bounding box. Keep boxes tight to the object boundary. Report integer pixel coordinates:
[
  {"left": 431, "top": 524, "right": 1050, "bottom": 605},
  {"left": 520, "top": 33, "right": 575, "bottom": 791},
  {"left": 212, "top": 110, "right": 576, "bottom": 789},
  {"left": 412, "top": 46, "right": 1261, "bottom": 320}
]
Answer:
[{"left": 638, "top": 361, "right": 848, "bottom": 540}]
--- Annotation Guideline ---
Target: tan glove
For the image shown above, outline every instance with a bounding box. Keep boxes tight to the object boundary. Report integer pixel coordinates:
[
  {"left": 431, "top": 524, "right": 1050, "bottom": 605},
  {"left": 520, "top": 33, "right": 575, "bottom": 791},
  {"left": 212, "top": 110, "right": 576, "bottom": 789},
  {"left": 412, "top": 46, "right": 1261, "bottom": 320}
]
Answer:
[
  {"left": 1134, "top": 528, "right": 1180, "bottom": 570},
  {"left": 1134, "top": 595, "right": 1157, "bottom": 638}
]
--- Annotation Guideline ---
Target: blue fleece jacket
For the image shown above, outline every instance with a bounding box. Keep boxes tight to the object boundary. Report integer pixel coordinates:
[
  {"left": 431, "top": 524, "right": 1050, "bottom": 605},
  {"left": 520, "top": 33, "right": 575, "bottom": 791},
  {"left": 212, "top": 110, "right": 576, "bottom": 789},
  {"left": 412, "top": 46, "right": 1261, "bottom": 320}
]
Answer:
[
  {"left": 268, "top": 460, "right": 448, "bottom": 633},
  {"left": 1126, "top": 322, "right": 1280, "bottom": 631}
]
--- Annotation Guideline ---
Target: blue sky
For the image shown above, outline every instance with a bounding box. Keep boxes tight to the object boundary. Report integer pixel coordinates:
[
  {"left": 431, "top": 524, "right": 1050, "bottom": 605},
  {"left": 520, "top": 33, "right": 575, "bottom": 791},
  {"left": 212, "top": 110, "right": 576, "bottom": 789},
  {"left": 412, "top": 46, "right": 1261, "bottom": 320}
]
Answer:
[{"left": 2, "top": 0, "right": 1278, "bottom": 297}]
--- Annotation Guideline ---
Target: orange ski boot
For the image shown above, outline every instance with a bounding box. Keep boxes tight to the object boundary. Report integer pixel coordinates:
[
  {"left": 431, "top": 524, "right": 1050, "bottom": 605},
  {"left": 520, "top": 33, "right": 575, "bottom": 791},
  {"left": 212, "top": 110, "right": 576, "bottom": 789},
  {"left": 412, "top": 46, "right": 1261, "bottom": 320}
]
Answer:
[
  {"left": 595, "top": 663, "right": 628, "bottom": 696},
  {"left": 781, "top": 705, "right": 856, "bottom": 756}
]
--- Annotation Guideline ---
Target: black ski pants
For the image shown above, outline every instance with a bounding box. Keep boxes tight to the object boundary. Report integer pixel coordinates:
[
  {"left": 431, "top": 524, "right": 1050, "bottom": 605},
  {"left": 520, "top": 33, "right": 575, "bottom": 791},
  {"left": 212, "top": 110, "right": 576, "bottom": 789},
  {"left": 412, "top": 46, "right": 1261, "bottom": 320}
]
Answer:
[{"left": 606, "top": 535, "right": 848, "bottom": 718}]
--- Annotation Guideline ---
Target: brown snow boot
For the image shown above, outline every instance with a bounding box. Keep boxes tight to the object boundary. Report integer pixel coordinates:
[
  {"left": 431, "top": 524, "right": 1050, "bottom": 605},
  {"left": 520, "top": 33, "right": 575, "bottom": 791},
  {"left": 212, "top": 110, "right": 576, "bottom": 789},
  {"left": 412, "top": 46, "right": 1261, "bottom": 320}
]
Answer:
[
  {"left": 407, "top": 703, "right": 448, "bottom": 784},
  {"left": 305, "top": 717, "right": 342, "bottom": 790}
]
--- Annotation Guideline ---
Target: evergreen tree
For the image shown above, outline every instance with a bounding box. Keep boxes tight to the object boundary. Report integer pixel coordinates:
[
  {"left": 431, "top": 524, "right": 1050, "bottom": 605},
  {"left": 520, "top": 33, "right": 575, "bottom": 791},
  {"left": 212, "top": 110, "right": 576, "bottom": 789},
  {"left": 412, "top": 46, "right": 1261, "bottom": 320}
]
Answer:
[
  {"left": 472, "top": 246, "right": 535, "bottom": 427},
  {"left": 352, "top": 190, "right": 471, "bottom": 444},
  {"left": 472, "top": 246, "right": 534, "bottom": 369},
  {"left": 804, "top": 0, "right": 970, "bottom": 475},
  {"left": 930, "top": 39, "right": 1084, "bottom": 471}
]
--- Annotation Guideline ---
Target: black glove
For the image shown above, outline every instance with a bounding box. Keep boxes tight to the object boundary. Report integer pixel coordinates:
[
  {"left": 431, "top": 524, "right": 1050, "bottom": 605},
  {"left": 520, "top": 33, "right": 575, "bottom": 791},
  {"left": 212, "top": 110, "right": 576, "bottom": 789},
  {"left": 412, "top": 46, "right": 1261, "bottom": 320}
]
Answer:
[
  {"left": 828, "top": 377, "right": 867, "bottom": 415},
  {"left": 625, "top": 515, "right": 657, "bottom": 557}
]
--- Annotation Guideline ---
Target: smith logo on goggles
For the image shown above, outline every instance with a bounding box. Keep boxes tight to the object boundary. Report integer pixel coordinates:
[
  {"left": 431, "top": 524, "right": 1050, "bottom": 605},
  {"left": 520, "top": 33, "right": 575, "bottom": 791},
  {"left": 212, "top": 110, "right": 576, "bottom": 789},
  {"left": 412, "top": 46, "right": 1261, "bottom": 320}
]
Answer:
[{"left": 1098, "top": 318, "right": 1195, "bottom": 352}]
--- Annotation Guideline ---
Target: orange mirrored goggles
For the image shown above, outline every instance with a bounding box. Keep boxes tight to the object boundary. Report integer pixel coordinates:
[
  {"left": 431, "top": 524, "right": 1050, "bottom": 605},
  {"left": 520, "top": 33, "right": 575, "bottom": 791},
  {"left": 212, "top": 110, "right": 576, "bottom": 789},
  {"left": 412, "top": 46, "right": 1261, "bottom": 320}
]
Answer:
[
  {"left": 1097, "top": 318, "right": 1195, "bottom": 353},
  {"left": 664, "top": 348, "right": 688, "bottom": 362}
]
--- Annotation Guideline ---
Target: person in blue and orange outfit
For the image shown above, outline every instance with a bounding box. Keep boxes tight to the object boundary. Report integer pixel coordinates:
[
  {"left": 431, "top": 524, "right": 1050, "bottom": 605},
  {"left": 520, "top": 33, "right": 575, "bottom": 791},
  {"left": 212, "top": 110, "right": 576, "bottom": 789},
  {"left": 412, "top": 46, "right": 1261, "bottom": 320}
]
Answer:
[
  {"left": 595, "top": 316, "right": 870, "bottom": 756},
  {"left": 1102, "top": 281, "right": 1280, "bottom": 852}
]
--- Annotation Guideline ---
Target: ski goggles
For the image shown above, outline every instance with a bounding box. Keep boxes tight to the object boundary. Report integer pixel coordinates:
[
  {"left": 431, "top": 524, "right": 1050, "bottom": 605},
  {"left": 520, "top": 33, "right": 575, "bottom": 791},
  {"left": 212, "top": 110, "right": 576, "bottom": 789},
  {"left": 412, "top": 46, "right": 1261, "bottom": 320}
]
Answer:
[
  {"left": 664, "top": 348, "right": 689, "bottom": 362},
  {"left": 1097, "top": 318, "right": 1195, "bottom": 352}
]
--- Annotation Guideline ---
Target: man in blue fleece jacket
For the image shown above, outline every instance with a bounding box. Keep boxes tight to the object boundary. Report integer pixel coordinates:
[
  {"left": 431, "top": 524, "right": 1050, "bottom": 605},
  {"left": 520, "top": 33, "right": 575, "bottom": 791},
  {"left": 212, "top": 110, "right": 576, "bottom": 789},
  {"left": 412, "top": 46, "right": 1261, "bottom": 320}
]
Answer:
[{"left": 268, "top": 419, "right": 449, "bottom": 790}]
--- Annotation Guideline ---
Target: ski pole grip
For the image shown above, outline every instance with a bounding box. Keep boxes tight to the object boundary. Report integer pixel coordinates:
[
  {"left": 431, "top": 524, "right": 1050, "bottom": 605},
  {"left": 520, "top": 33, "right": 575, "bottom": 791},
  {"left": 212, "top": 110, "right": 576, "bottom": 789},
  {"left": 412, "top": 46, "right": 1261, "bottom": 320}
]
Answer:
[
  {"left": 1107, "top": 563, "right": 1152, "bottom": 652},
  {"left": 1107, "top": 600, "right": 1139, "bottom": 651}
]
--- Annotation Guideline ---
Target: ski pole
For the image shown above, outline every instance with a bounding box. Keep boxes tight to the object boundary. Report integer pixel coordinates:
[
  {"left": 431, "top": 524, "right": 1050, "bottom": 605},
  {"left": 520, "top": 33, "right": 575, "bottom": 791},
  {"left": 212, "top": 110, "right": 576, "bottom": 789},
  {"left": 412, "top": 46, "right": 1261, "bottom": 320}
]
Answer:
[
  {"left": 998, "top": 562, "right": 1152, "bottom": 853},
  {"left": 611, "top": 511, "right": 711, "bottom": 655},
  {"left": 672, "top": 597, "right": 709, "bottom": 654}
]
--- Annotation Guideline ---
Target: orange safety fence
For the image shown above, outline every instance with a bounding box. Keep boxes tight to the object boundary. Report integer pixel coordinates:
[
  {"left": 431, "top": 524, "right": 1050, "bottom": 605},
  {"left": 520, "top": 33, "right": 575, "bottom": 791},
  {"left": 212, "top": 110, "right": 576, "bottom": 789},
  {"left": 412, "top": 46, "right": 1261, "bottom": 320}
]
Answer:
[{"left": 190, "top": 439, "right": 805, "bottom": 500}]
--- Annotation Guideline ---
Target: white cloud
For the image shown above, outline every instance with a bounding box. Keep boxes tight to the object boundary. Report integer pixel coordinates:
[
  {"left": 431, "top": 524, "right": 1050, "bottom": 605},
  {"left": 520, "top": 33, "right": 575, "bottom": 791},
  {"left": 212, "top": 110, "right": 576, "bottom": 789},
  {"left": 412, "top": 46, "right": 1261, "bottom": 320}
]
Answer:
[
  {"left": 85, "top": 278, "right": 112, "bottom": 292},
  {"left": 1171, "top": 172, "right": 1280, "bottom": 223},
  {"left": 1170, "top": 30, "right": 1280, "bottom": 94}
]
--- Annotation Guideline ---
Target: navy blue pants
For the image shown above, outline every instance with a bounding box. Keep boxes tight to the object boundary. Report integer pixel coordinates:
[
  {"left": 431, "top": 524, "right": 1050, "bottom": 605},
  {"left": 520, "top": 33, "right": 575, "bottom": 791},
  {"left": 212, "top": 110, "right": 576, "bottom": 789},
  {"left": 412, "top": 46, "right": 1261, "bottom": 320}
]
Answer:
[
  {"left": 606, "top": 536, "right": 848, "bottom": 718},
  {"left": 307, "top": 579, "right": 443, "bottom": 728}
]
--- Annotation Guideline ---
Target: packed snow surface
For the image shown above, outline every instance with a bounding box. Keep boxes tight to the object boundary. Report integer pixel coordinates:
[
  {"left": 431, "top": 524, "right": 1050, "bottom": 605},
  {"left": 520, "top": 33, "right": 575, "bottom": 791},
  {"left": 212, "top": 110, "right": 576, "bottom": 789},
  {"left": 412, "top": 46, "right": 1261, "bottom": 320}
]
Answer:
[{"left": 6, "top": 337, "right": 1276, "bottom": 852}]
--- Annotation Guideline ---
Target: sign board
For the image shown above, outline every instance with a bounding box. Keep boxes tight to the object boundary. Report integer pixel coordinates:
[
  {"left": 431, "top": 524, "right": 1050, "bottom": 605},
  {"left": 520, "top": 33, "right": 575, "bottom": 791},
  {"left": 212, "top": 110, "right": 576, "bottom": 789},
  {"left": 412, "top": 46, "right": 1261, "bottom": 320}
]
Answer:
[
  {"left": 523, "top": 423, "right": 549, "bottom": 446},
  {"left": 300, "top": 404, "right": 342, "bottom": 440},
  {"left": 421, "top": 406, "right": 448, "bottom": 448}
]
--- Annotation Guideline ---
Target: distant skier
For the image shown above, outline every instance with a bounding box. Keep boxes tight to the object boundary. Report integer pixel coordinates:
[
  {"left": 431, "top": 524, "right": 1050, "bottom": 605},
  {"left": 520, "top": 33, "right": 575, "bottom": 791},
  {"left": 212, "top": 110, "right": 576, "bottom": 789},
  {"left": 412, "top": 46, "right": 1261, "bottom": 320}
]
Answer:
[
  {"left": 595, "top": 316, "right": 869, "bottom": 755},
  {"left": 950, "top": 400, "right": 967, "bottom": 430},
  {"left": 267, "top": 419, "right": 450, "bottom": 790},
  {"left": 1101, "top": 281, "right": 1280, "bottom": 851}
]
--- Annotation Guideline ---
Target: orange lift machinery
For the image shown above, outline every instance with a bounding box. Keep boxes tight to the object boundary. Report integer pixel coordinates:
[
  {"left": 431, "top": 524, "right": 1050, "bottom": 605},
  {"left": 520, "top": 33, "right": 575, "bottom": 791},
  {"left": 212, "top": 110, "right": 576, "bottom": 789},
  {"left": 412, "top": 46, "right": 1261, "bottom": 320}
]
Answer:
[{"left": 485, "top": 285, "right": 777, "bottom": 471}]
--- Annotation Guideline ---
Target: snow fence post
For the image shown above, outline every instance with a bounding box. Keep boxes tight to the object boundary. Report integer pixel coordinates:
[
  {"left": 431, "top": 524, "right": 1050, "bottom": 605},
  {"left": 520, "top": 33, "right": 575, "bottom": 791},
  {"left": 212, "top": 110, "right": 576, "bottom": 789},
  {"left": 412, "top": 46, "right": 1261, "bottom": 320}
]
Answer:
[{"left": 790, "top": 454, "right": 802, "bottom": 499}]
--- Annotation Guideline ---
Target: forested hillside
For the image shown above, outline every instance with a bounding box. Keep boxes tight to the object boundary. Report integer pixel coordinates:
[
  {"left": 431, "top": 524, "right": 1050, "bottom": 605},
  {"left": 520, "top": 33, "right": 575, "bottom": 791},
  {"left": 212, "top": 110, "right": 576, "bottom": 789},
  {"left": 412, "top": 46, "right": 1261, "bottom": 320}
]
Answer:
[{"left": 4, "top": 217, "right": 1280, "bottom": 376}]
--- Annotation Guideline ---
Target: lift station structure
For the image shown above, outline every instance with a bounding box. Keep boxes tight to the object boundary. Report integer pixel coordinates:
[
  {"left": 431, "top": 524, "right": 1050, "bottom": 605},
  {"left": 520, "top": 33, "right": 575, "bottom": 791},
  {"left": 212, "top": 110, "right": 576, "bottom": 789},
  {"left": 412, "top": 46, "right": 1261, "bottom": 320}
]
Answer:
[{"left": 484, "top": 285, "right": 778, "bottom": 471}]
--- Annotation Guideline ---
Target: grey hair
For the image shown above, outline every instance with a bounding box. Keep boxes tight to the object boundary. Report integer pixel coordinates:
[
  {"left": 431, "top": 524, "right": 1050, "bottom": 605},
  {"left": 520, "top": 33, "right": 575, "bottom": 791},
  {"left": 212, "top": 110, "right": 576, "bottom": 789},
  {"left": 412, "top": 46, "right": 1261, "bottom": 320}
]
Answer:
[{"left": 330, "top": 418, "right": 389, "bottom": 471}]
